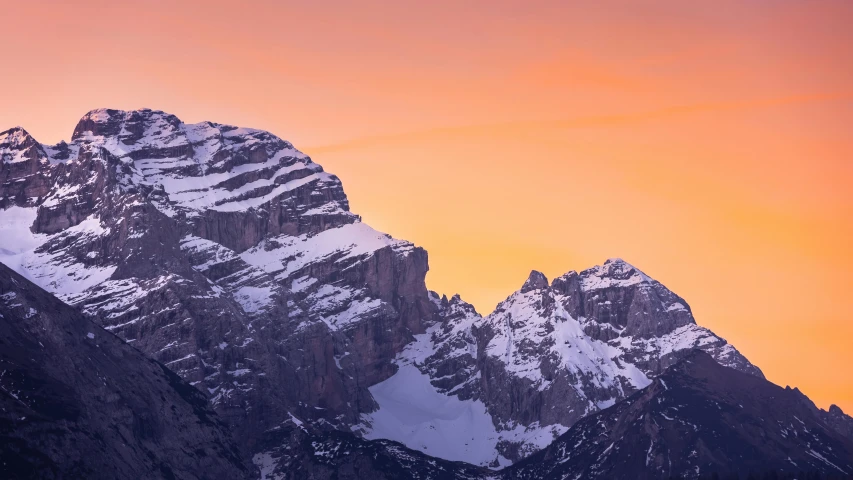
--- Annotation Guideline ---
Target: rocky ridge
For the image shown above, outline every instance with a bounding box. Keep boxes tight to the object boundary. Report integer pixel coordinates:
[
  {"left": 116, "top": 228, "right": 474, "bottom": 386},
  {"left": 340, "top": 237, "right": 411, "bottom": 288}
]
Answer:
[
  {"left": 2, "top": 109, "right": 851, "bottom": 476},
  {"left": 507, "top": 350, "right": 853, "bottom": 479},
  {"left": 0, "top": 109, "right": 433, "bottom": 458},
  {"left": 356, "top": 259, "right": 764, "bottom": 465}
]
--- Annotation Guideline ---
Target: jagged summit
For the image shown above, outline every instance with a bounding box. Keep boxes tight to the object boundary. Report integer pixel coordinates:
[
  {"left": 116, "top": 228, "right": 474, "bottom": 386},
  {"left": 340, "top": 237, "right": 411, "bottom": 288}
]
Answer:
[
  {"left": 0, "top": 108, "right": 434, "bottom": 474},
  {"left": 72, "top": 107, "right": 181, "bottom": 140},
  {"left": 0, "top": 125, "right": 31, "bottom": 141},
  {"left": 361, "top": 256, "right": 764, "bottom": 465},
  {"left": 0, "top": 126, "right": 47, "bottom": 166},
  {"left": 577, "top": 257, "right": 654, "bottom": 290},
  {"left": 6, "top": 108, "right": 849, "bottom": 478},
  {"left": 520, "top": 269, "right": 549, "bottom": 292}
]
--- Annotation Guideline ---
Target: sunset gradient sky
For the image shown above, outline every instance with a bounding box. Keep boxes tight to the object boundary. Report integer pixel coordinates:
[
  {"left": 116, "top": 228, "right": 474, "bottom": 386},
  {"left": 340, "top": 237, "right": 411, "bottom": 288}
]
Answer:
[{"left": 2, "top": 1, "right": 852, "bottom": 412}]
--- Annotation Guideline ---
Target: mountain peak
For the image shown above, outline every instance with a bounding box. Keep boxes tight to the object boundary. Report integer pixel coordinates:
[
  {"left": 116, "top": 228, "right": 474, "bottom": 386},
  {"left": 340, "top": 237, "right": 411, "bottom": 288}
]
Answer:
[
  {"left": 1, "top": 126, "right": 46, "bottom": 165},
  {"left": 72, "top": 107, "right": 183, "bottom": 141},
  {"left": 0, "top": 126, "right": 31, "bottom": 142},
  {"left": 1, "top": 125, "right": 39, "bottom": 147},
  {"left": 520, "top": 270, "right": 549, "bottom": 293},
  {"left": 579, "top": 257, "right": 653, "bottom": 291},
  {"left": 78, "top": 107, "right": 177, "bottom": 123}
]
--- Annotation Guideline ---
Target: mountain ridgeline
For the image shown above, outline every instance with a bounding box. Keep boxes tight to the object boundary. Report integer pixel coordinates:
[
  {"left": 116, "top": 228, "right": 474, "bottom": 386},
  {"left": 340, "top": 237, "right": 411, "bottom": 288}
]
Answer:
[{"left": 1, "top": 109, "right": 850, "bottom": 479}]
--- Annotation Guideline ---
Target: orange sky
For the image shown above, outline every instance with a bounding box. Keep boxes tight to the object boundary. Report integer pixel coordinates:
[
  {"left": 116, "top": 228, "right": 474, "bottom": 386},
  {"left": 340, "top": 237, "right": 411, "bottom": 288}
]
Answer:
[{"left": 2, "top": 1, "right": 851, "bottom": 413}]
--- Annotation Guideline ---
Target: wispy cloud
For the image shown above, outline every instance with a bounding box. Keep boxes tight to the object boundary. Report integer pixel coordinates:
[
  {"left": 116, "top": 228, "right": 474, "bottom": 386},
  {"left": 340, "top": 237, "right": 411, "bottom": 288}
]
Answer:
[{"left": 306, "top": 91, "right": 851, "bottom": 154}]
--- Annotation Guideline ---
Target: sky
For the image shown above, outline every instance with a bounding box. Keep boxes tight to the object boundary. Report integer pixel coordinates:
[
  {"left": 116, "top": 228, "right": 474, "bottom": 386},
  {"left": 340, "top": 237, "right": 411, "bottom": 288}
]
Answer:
[{"left": 2, "top": 1, "right": 851, "bottom": 413}]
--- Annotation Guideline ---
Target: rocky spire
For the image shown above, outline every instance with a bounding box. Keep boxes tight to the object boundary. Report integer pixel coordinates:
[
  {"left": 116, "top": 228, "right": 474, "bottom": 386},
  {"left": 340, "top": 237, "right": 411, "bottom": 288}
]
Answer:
[{"left": 520, "top": 270, "right": 549, "bottom": 293}]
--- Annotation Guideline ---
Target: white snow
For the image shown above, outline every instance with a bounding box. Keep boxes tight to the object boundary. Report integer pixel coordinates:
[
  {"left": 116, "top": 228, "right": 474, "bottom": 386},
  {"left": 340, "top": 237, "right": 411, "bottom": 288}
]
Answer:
[
  {"left": 41, "top": 183, "right": 82, "bottom": 207},
  {"left": 180, "top": 235, "right": 238, "bottom": 271},
  {"left": 0, "top": 210, "right": 116, "bottom": 300},
  {"left": 0, "top": 128, "right": 43, "bottom": 164},
  {"left": 357, "top": 328, "right": 566, "bottom": 468},
  {"left": 0, "top": 207, "right": 47, "bottom": 272},
  {"left": 485, "top": 289, "right": 651, "bottom": 392},
  {"left": 807, "top": 449, "right": 849, "bottom": 474},
  {"left": 252, "top": 452, "right": 283, "bottom": 480},
  {"left": 360, "top": 363, "right": 512, "bottom": 467},
  {"left": 579, "top": 259, "right": 653, "bottom": 291},
  {"left": 233, "top": 285, "right": 275, "bottom": 314},
  {"left": 240, "top": 222, "right": 412, "bottom": 281},
  {"left": 290, "top": 275, "right": 317, "bottom": 293},
  {"left": 322, "top": 297, "right": 384, "bottom": 330}
]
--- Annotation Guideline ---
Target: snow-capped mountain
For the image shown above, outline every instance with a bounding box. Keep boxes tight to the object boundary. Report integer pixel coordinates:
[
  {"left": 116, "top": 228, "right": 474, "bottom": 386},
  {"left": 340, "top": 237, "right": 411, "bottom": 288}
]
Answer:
[
  {"left": 356, "top": 260, "right": 762, "bottom": 466},
  {"left": 2, "top": 109, "right": 851, "bottom": 479},
  {"left": 0, "top": 109, "right": 434, "bottom": 462}
]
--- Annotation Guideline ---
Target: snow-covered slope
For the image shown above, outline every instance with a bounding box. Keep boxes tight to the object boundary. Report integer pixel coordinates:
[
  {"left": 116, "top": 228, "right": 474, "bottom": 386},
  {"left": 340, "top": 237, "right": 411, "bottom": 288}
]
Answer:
[
  {"left": 0, "top": 109, "right": 434, "bottom": 463},
  {"left": 358, "top": 260, "right": 763, "bottom": 465},
  {"left": 356, "top": 322, "right": 563, "bottom": 468},
  {"left": 7, "top": 108, "right": 847, "bottom": 477}
]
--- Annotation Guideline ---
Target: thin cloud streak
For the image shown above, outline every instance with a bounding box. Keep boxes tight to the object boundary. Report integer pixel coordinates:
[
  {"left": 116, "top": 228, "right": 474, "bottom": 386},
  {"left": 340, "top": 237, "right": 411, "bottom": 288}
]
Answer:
[{"left": 306, "top": 91, "right": 852, "bottom": 154}]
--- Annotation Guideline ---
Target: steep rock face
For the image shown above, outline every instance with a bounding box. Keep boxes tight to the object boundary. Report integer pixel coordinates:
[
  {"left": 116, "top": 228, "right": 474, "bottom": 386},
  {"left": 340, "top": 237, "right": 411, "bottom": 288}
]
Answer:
[
  {"left": 0, "top": 263, "right": 248, "bottom": 479},
  {"left": 507, "top": 350, "right": 853, "bottom": 479},
  {"left": 788, "top": 386, "right": 853, "bottom": 443},
  {"left": 257, "top": 352, "right": 853, "bottom": 480},
  {"left": 0, "top": 109, "right": 432, "bottom": 458},
  {"left": 359, "top": 260, "right": 762, "bottom": 465},
  {"left": 825, "top": 405, "right": 853, "bottom": 441},
  {"left": 6, "top": 108, "right": 843, "bottom": 476},
  {"left": 0, "top": 128, "right": 53, "bottom": 206}
]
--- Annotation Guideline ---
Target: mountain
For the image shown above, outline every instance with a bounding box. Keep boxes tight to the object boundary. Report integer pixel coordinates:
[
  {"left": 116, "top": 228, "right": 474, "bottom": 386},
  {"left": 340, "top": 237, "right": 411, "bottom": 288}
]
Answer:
[
  {"left": 3, "top": 108, "right": 850, "bottom": 477},
  {"left": 357, "top": 260, "right": 762, "bottom": 465},
  {"left": 0, "top": 262, "right": 248, "bottom": 479},
  {"left": 238, "top": 350, "right": 853, "bottom": 480},
  {"left": 0, "top": 110, "right": 433, "bottom": 463},
  {"left": 506, "top": 350, "right": 853, "bottom": 479}
]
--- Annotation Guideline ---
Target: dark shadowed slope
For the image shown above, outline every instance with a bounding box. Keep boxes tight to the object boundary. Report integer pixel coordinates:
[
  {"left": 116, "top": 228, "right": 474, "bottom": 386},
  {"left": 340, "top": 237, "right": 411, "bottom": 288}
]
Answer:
[
  {"left": 252, "top": 422, "right": 489, "bottom": 480},
  {"left": 0, "top": 262, "right": 248, "bottom": 479},
  {"left": 506, "top": 350, "right": 853, "bottom": 480}
]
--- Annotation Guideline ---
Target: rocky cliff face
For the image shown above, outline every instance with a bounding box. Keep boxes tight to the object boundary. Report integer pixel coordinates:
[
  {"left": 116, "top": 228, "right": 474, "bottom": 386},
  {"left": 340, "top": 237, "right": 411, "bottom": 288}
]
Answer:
[
  {"left": 4, "top": 109, "right": 845, "bottom": 477},
  {"left": 787, "top": 385, "right": 853, "bottom": 444},
  {"left": 0, "top": 109, "right": 433, "bottom": 462},
  {"left": 357, "top": 260, "right": 763, "bottom": 466},
  {"left": 0, "top": 262, "right": 248, "bottom": 479},
  {"left": 507, "top": 350, "right": 853, "bottom": 479}
]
